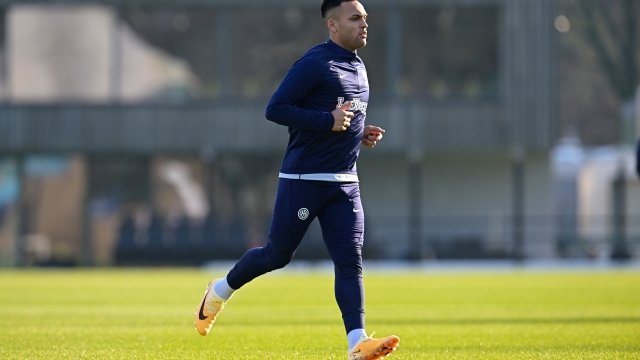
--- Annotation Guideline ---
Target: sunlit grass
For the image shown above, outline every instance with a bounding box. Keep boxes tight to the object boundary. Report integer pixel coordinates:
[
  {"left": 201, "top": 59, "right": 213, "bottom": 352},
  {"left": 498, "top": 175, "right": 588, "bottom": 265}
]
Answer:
[{"left": 0, "top": 268, "right": 638, "bottom": 359}]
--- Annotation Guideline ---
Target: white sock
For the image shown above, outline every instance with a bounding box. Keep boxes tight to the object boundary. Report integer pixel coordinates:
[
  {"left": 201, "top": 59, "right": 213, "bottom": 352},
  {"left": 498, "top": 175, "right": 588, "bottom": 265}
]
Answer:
[
  {"left": 348, "top": 328, "right": 367, "bottom": 350},
  {"left": 212, "top": 277, "right": 236, "bottom": 301}
]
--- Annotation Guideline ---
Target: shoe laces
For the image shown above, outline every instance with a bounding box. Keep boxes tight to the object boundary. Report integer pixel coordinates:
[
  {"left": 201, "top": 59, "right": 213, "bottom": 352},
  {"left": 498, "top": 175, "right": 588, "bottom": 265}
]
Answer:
[
  {"left": 205, "top": 292, "right": 226, "bottom": 311},
  {"left": 368, "top": 331, "right": 376, "bottom": 339}
]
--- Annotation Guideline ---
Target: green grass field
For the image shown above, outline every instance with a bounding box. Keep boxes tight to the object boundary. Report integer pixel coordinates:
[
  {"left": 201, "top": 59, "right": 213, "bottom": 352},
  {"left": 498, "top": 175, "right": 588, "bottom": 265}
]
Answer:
[{"left": 0, "top": 269, "right": 639, "bottom": 359}]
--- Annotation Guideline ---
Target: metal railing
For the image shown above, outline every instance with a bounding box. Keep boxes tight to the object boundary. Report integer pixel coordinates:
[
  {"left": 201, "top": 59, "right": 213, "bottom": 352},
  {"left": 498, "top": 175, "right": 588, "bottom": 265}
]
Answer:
[{"left": 106, "top": 214, "right": 640, "bottom": 265}]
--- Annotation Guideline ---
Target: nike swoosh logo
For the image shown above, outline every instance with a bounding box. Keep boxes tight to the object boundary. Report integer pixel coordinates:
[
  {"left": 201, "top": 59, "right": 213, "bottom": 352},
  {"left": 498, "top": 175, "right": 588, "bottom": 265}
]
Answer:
[
  {"left": 198, "top": 288, "right": 210, "bottom": 320},
  {"left": 353, "top": 349, "right": 362, "bottom": 353},
  {"left": 353, "top": 208, "right": 361, "bottom": 212},
  {"left": 339, "top": 73, "right": 347, "bottom": 79}
]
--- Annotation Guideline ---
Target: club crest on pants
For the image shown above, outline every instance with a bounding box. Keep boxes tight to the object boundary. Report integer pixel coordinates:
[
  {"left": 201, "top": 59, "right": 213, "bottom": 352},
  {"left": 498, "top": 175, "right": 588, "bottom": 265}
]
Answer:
[{"left": 298, "top": 208, "right": 309, "bottom": 220}]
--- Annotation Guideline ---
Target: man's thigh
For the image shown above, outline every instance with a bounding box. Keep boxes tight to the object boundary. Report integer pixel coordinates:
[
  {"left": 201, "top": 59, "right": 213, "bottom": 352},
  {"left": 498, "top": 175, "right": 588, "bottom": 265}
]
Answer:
[
  {"left": 269, "top": 179, "right": 327, "bottom": 254},
  {"left": 317, "top": 183, "right": 365, "bottom": 260}
]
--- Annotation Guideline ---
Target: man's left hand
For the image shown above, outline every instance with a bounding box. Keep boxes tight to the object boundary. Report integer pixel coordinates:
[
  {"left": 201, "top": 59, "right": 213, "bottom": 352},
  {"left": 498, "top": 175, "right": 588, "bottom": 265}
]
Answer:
[{"left": 362, "top": 125, "right": 385, "bottom": 148}]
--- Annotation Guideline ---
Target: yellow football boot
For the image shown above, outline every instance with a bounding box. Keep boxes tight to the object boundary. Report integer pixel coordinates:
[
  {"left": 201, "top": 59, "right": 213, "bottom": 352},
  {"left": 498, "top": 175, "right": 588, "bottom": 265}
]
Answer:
[
  {"left": 347, "top": 333, "right": 400, "bottom": 360},
  {"left": 194, "top": 279, "right": 227, "bottom": 336}
]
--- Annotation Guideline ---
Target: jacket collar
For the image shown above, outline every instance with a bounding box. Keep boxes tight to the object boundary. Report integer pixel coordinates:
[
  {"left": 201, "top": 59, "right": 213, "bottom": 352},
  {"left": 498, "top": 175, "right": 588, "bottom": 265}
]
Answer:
[{"left": 327, "top": 39, "right": 358, "bottom": 60}]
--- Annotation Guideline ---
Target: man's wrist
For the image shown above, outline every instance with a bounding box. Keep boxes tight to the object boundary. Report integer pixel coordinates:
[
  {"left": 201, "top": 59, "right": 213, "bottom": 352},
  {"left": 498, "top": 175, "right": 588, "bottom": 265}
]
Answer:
[{"left": 326, "top": 112, "right": 336, "bottom": 130}]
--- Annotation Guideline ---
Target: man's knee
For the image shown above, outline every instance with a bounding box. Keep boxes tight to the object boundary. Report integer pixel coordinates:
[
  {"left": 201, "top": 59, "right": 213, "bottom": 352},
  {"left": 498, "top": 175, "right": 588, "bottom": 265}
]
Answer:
[
  {"left": 264, "top": 239, "right": 293, "bottom": 270},
  {"left": 334, "top": 255, "right": 363, "bottom": 279},
  {"left": 269, "top": 250, "right": 291, "bottom": 270}
]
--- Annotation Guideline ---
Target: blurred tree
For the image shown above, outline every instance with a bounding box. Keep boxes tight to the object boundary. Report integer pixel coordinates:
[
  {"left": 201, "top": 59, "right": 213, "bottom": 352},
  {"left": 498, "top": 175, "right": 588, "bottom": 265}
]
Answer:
[
  {"left": 120, "top": 7, "right": 325, "bottom": 99},
  {"left": 566, "top": 0, "right": 638, "bottom": 259},
  {"left": 559, "top": 0, "right": 640, "bottom": 144},
  {"left": 574, "top": 0, "right": 639, "bottom": 100}
]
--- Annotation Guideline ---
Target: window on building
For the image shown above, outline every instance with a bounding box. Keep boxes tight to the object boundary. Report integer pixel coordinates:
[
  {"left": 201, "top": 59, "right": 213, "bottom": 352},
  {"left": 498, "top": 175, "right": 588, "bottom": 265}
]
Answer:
[{"left": 400, "top": 5, "right": 499, "bottom": 100}]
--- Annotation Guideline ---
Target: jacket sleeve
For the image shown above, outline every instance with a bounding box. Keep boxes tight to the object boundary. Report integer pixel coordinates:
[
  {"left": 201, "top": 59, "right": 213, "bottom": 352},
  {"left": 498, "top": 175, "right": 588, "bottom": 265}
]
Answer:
[
  {"left": 636, "top": 138, "right": 640, "bottom": 177},
  {"left": 265, "top": 57, "right": 335, "bottom": 131}
]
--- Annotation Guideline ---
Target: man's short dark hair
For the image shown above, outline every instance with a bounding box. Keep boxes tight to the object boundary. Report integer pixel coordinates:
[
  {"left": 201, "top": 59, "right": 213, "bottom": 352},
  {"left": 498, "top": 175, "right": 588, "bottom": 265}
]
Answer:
[{"left": 321, "top": 0, "right": 356, "bottom": 20}]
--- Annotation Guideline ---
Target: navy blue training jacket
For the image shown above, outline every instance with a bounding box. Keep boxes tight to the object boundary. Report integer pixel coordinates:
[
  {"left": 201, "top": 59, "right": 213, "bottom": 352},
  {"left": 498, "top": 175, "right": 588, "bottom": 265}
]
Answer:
[
  {"left": 265, "top": 40, "right": 369, "bottom": 179},
  {"left": 636, "top": 138, "right": 639, "bottom": 177}
]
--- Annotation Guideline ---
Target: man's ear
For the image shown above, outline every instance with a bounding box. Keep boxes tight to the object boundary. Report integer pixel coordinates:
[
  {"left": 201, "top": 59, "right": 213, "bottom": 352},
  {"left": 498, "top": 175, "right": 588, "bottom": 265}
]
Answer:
[{"left": 328, "top": 19, "right": 338, "bottom": 33}]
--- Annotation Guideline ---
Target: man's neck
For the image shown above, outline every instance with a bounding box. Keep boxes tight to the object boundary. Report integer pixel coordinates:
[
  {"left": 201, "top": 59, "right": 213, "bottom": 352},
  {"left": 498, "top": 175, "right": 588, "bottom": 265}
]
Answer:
[{"left": 329, "top": 36, "right": 356, "bottom": 52}]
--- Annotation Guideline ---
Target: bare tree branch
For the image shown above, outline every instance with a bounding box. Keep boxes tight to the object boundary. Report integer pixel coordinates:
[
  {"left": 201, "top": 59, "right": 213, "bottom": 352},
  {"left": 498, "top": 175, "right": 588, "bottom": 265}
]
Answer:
[
  {"left": 575, "top": 0, "right": 628, "bottom": 98},
  {"left": 621, "top": 0, "right": 638, "bottom": 97},
  {"left": 591, "top": 0, "right": 625, "bottom": 47}
]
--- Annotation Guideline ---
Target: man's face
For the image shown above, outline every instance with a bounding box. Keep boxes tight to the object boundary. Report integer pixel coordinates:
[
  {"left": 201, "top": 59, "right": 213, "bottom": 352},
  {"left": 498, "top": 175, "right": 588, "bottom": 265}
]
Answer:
[{"left": 332, "top": 1, "right": 368, "bottom": 51}]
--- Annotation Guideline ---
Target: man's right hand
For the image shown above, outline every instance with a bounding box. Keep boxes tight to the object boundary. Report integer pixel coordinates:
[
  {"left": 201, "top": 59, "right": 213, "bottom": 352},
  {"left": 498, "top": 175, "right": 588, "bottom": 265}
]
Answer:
[{"left": 331, "top": 101, "right": 353, "bottom": 131}]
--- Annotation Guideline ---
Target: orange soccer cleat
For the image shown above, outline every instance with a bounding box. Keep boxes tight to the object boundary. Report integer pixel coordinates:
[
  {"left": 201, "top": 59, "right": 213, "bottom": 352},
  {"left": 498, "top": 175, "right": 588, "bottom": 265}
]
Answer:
[
  {"left": 194, "top": 279, "right": 228, "bottom": 336},
  {"left": 347, "top": 333, "right": 400, "bottom": 360}
]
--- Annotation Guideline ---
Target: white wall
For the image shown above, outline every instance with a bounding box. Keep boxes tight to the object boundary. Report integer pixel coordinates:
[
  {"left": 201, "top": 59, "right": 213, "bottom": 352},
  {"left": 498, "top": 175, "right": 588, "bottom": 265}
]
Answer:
[
  {"left": 7, "top": 4, "right": 200, "bottom": 103},
  {"left": 357, "top": 152, "right": 554, "bottom": 259},
  {"left": 8, "top": 5, "right": 114, "bottom": 102},
  {"left": 576, "top": 147, "right": 639, "bottom": 257}
]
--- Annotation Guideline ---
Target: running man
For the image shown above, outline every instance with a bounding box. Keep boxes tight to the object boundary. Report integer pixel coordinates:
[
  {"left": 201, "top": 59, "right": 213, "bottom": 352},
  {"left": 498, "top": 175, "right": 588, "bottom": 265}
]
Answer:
[{"left": 195, "top": 1, "right": 399, "bottom": 358}]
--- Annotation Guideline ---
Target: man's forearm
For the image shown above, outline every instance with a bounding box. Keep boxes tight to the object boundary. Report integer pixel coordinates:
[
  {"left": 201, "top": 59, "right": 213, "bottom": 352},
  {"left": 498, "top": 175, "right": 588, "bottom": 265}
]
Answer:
[{"left": 265, "top": 101, "right": 334, "bottom": 131}]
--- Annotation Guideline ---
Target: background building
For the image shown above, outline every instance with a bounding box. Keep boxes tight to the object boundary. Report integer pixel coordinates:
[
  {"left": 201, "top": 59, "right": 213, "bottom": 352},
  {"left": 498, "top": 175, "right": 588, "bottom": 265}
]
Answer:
[{"left": 0, "top": 0, "right": 637, "bottom": 266}]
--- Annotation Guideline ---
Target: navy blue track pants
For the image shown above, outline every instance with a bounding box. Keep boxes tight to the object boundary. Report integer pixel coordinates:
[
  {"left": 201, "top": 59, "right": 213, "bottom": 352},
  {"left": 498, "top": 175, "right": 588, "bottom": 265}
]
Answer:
[{"left": 226, "top": 178, "right": 365, "bottom": 333}]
